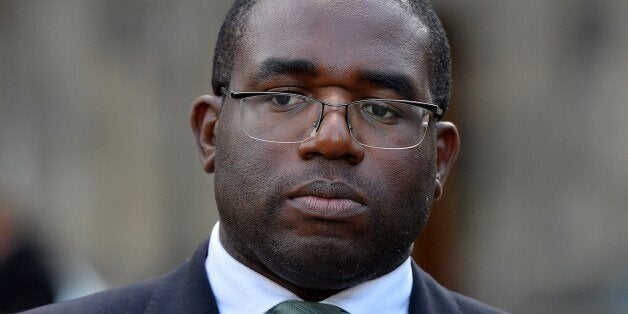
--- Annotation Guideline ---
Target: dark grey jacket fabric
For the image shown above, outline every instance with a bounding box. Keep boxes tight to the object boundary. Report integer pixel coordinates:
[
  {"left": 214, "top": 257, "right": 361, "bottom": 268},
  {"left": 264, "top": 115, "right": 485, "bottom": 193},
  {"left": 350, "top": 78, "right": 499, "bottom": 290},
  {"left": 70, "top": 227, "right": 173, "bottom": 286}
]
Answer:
[{"left": 25, "top": 238, "right": 504, "bottom": 314}]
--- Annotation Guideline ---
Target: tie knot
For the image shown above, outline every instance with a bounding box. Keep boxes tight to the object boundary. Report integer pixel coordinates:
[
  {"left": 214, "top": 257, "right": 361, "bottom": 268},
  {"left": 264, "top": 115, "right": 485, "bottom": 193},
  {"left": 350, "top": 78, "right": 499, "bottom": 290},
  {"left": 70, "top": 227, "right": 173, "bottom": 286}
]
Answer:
[{"left": 266, "top": 300, "right": 349, "bottom": 314}]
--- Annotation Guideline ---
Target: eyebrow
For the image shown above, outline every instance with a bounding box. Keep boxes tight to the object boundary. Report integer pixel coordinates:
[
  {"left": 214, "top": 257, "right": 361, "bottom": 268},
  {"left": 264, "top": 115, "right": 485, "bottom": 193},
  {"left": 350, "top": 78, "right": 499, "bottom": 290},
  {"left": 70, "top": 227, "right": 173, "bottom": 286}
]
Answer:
[
  {"left": 358, "top": 70, "right": 418, "bottom": 101},
  {"left": 254, "top": 58, "right": 418, "bottom": 100},
  {"left": 255, "top": 58, "right": 318, "bottom": 80}
]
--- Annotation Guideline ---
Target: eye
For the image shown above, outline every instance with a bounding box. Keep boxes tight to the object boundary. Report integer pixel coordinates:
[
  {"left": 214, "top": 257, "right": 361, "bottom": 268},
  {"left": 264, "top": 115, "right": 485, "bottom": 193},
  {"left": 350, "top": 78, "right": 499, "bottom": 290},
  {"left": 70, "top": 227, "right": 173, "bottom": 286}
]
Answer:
[
  {"left": 361, "top": 102, "right": 399, "bottom": 119},
  {"left": 270, "top": 94, "right": 304, "bottom": 107}
]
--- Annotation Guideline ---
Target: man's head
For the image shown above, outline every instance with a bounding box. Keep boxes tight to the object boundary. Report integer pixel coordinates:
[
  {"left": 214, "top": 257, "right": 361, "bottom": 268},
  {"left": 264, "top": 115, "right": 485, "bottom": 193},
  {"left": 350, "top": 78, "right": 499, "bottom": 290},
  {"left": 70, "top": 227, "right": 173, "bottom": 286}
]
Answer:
[
  {"left": 191, "top": 0, "right": 459, "bottom": 300},
  {"left": 212, "top": 0, "right": 452, "bottom": 114}
]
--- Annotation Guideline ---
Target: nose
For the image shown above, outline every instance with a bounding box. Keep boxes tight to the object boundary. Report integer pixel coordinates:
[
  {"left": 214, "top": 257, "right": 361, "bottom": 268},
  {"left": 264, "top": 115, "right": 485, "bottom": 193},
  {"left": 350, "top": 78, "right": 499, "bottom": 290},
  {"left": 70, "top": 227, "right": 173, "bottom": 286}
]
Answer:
[{"left": 298, "top": 105, "right": 365, "bottom": 164}]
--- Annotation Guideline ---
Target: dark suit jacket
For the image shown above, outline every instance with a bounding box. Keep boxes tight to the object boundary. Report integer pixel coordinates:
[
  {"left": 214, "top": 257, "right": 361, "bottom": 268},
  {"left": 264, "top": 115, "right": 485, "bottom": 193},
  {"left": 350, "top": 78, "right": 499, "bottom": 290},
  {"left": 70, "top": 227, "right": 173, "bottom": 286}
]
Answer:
[{"left": 25, "top": 239, "right": 504, "bottom": 314}]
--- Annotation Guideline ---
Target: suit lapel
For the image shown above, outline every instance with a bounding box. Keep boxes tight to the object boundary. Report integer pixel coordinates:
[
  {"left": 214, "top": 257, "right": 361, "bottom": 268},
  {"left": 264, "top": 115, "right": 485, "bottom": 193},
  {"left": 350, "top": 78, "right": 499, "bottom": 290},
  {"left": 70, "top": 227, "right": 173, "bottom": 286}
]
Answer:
[
  {"left": 146, "top": 238, "right": 219, "bottom": 314},
  {"left": 408, "top": 260, "right": 461, "bottom": 314}
]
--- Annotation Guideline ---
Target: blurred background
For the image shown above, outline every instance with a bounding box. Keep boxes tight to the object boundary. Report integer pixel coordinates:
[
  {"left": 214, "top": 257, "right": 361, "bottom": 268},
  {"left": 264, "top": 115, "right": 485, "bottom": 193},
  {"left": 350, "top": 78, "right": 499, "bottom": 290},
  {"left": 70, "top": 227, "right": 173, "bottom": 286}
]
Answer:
[{"left": 0, "top": 0, "right": 626, "bottom": 312}]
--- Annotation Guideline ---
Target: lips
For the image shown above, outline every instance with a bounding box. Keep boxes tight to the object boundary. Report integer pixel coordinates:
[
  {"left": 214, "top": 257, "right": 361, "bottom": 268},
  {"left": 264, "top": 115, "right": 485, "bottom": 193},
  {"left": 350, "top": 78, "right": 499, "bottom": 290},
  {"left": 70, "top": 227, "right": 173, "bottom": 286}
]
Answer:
[{"left": 286, "top": 180, "right": 368, "bottom": 220}]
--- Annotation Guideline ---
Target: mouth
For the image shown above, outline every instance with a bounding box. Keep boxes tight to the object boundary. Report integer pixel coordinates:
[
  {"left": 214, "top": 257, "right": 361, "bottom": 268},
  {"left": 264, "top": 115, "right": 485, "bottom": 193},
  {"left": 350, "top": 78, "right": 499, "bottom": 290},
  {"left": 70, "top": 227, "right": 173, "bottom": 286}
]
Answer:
[{"left": 286, "top": 180, "right": 368, "bottom": 220}]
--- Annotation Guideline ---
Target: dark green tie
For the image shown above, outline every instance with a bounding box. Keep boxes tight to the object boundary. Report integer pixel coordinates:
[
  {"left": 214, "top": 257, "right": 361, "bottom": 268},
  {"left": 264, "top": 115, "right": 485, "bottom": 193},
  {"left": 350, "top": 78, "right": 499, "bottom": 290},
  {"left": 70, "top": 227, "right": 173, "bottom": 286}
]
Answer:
[{"left": 266, "top": 300, "right": 349, "bottom": 314}]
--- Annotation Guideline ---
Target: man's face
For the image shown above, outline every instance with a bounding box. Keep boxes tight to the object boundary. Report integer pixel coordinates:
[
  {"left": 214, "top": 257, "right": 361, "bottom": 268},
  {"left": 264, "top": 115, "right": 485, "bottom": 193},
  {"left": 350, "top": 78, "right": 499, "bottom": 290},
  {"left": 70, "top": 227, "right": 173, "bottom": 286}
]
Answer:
[{"left": 195, "top": 0, "right": 457, "bottom": 292}]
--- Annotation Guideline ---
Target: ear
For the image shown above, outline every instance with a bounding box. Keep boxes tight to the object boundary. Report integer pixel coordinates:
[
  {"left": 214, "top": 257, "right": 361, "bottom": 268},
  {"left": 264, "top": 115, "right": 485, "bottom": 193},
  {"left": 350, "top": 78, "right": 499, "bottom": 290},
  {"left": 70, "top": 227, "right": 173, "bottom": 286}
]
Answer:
[
  {"left": 190, "top": 95, "right": 223, "bottom": 173},
  {"left": 433, "top": 121, "right": 460, "bottom": 200}
]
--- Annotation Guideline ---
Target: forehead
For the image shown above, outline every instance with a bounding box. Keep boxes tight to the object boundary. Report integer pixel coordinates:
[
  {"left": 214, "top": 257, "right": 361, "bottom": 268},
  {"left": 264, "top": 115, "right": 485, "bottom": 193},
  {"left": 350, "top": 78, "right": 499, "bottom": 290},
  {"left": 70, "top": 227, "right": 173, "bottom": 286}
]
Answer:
[{"left": 232, "top": 0, "right": 431, "bottom": 95}]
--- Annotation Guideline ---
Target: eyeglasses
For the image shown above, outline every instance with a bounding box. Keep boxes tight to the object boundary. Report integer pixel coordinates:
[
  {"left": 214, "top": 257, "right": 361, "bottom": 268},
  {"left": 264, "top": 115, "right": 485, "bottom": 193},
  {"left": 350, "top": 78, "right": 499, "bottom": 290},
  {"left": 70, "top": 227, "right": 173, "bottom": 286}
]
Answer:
[{"left": 221, "top": 87, "right": 443, "bottom": 150}]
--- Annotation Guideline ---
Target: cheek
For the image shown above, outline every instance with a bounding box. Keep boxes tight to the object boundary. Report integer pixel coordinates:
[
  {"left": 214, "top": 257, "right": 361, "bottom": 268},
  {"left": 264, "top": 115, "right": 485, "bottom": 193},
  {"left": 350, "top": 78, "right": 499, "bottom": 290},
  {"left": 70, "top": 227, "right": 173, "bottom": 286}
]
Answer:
[
  {"left": 213, "top": 111, "right": 295, "bottom": 218},
  {"left": 364, "top": 147, "right": 436, "bottom": 224},
  {"left": 214, "top": 112, "right": 304, "bottom": 191},
  {"left": 214, "top": 104, "right": 275, "bottom": 181},
  {"left": 367, "top": 148, "right": 435, "bottom": 193},
  {"left": 215, "top": 138, "right": 272, "bottom": 200}
]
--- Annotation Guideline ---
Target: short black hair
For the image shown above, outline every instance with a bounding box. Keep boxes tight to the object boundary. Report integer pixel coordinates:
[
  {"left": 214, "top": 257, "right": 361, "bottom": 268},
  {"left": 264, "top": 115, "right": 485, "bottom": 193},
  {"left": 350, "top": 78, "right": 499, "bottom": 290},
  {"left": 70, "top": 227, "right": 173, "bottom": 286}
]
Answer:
[{"left": 211, "top": 0, "right": 452, "bottom": 115}]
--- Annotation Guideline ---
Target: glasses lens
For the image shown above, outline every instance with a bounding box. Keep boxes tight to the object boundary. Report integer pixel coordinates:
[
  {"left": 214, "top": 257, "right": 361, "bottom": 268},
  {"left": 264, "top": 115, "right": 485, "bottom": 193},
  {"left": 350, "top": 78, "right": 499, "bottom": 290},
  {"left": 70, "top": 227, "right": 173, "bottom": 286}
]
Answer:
[
  {"left": 348, "top": 100, "right": 430, "bottom": 149},
  {"left": 240, "top": 93, "right": 321, "bottom": 143}
]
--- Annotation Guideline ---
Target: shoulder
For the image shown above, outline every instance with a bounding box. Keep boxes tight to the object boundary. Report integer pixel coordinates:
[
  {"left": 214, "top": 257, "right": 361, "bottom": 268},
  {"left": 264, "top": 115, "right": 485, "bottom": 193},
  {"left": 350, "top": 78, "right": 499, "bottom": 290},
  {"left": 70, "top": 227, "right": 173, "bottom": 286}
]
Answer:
[
  {"left": 450, "top": 291, "right": 505, "bottom": 314},
  {"left": 410, "top": 261, "right": 506, "bottom": 314},
  {"left": 23, "top": 238, "right": 216, "bottom": 314},
  {"left": 22, "top": 254, "right": 203, "bottom": 314},
  {"left": 23, "top": 269, "right": 175, "bottom": 314}
]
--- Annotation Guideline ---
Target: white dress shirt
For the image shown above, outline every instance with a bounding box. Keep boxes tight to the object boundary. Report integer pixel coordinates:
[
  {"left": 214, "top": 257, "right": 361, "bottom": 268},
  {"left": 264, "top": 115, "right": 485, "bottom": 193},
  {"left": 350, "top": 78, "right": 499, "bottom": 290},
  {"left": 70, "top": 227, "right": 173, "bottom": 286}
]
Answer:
[{"left": 205, "top": 222, "right": 412, "bottom": 314}]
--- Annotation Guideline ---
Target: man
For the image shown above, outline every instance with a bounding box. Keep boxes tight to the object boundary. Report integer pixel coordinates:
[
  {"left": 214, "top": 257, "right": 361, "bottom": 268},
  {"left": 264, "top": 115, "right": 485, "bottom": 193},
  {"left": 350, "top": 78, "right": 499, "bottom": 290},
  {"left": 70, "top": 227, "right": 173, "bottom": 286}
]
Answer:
[{"left": 28, "top": 0, "right": 503, "bottom": 313}]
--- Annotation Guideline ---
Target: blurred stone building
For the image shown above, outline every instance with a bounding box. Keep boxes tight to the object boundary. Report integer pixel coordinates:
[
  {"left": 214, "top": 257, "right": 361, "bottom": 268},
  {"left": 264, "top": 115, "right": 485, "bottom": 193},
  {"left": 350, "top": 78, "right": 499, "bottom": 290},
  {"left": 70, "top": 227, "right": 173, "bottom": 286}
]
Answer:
[{"left": 1, "top": 1, "right": 626, "bottom": 312}]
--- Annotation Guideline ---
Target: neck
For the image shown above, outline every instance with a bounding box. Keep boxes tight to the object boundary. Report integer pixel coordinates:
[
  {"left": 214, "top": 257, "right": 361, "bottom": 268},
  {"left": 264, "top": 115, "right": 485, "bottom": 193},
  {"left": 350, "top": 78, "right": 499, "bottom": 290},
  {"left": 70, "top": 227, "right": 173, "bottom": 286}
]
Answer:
[
  {"left": 219, "top": 227, "right": 345, "bottom": 301},
  {"left": 218, "top": 226, "right": 410, "bottom": 301}
]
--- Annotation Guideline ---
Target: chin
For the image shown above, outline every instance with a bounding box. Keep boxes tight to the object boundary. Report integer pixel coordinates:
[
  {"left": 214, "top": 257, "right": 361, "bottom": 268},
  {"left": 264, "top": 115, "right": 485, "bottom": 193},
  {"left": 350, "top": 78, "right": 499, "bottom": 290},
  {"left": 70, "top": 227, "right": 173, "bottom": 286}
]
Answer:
[{"left": 260, "top": 233, "right": 411, "bottom": 290}]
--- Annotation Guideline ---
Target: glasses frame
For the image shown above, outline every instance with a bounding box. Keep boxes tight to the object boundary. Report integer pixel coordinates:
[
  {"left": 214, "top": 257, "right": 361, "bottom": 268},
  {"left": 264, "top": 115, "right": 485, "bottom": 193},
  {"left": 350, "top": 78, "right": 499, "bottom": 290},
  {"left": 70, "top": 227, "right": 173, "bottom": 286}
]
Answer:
[{"left": 221, "top": 87, "right": 443, "bottom": 150}]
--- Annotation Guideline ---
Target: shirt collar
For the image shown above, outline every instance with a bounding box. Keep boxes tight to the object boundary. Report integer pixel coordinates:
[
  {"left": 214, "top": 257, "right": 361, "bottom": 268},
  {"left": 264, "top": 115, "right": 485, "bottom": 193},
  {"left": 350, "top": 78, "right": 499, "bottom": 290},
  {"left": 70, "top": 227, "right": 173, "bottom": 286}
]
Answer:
[{"left": 205, "top": 222, "right": 412, "bottom": 314}]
